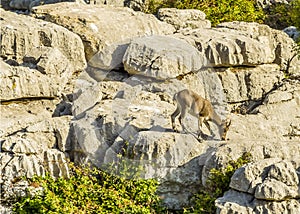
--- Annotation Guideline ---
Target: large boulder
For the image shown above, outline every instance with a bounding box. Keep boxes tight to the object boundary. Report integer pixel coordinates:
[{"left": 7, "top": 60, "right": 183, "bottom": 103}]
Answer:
[
  {"left": 216, "top": 159, "right": 300, "bottom": 213},
  {"left": 217, "top": 64, "right": 283, "bottom": 103},
  {"left": 176, "top": 22, "right": 299, "bottom": 76},
  {"left": 0, "top": 49, "right": 73, "bottom": 100},
  {"left": 123, "top": 35, "right": 206, "bottom": 79},
  {"left": 0, "top": 99, "right": 71, "bottom": 204},
  {"left": 202, "top": 141, "right": 300, "bottom": 186},
  {"left": 225, "top": 79, "right": 300, "bottom": 141},
  {"left": 216, "top": 22, "right": 300, "bottom": 74},
  {"left": 0, "top": 9, "right": 86, "bottom": 71},
  {"left": 32, "top": 3, "right": 175, "bottom": 71},
  {"left": 8, "top": 0, "right": 81, "bottom": 10},
  {"left": 157, "top": 8, "right": 211, "bottom": 31}
]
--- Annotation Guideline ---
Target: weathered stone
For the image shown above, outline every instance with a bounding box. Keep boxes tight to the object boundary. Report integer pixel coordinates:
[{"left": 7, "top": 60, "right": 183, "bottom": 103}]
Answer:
[
  {"left": 0, "top": 9, "right": 86, "bottom": 71},
  {"left": 2, "top": 136, "right": 41, "bottom": 154},
  {"left": 0, "top": 59, "right": 68, "bottom": 100},
  {"left": 225, "top": 79, "right": 300, "bottom": 141},
  {"left": 23, "top": 47, "right": 72, "bottom": 75},
  {"left": 32, "top": 3, "right": 175, "bottom": 70},
  {"left": 202, "top": 141, "right": 300, "bottom": 186},
  {"left": 217, "top": 22, "right": 300, "bottom": 74},
  {"left": 126, "top": 131, "right": 204, "bottom": 177},
  {"left": 2, "top": 154, "right": 45, "bottom": 179},
  {"left": 9, "top": 0, "right": 75, "bottom": 10},
  {"left": 176, "top": 27, "right": 274, "bottom": 67},
  {"left": 216, "top": 190, "right": 255, "bottom": 214},
  {"left": 43, "top": 149, "right": 70, "bottom": 178},
  {"left": 217, "top": 159, "right": 300, "bottom": 213},
  {"left": 267, "top": 161, "right": 299, "bottom": 186},
  {"left": 123, "top": 35, "right": 206, "bottom": 79},
  {"left": 253, "top": 199, "right": 300, "bottom": 213},
  {"left": 216, "top": 189, "right": 300, "bottom": 214},
  {"left": 217, "top": 64, "right": 283, "bottom": 103},
  {"left": 255, "top": 178, "right": 298, "bottom": 200},
  {"left": 256, "top": 0, "right": 291, "bottom": 8},
  {"left": 158, "top": 8, "right": 211, "bottom": 31},
  {"left": 230, "top": 159, "right": 300, "bottom": 200}
]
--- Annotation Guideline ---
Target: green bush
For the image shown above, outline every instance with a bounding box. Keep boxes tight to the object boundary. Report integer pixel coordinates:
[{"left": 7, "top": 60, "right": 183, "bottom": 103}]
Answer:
[
  {"left": 147, "top": 0, "right": 265, "bottom": 26},
  {"left": 264, "top": 0, "right": 300, "bottom": 30},
  {"left": 184, "top": 152, "right": 252, "bottom": 213},
  {"left": 13, "top": 163, "right": 165, "bottom": 214}
]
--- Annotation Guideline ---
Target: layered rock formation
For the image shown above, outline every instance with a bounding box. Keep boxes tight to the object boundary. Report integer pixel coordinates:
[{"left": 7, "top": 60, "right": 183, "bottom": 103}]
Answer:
[{"left": 1, "top": 3, "right": 299, "bottom": 212}]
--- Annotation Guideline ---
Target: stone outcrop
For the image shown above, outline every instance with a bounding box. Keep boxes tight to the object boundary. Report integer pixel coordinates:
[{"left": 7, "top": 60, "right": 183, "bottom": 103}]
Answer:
[
  {"left": 123, "top": 35, "right": 206, "bottom": 79},
  {"left": 0, "top": 9, "right": 86, "bottom": 71},
  {"left": 8, "top": 0, "right": 81, "bottom": 10},
  {"left": 216, "top": 158, "right": 300, "bottom": 213},
  {"left": 157, "top": 8, "right": 211, "bottom": 31},
  {"left": 1, "top": 3, "right": 300, "bottom": 212},
  {"left": 176, "top": 21, "right": 299, "bottom": 76},
  {"left": 1, "top": 49, "right": 73, "bottom": 100},
  {"left": 202, "top": 141, "right": 300, "bottom": 185},
  {"left": 32, "top": 3, "right": 175, "bottom": 70},
  {"left": 225, "top": 79, "right": 300, "bottom": 141},
  {"left": 216, "top": 22, "right": 299, "bottom": 73}
]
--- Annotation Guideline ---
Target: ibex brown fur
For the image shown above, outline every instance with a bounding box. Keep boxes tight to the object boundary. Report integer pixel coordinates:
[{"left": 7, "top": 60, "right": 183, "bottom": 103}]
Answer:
[{"left": 171, "top": 89, "right": 231, "bottom": 140}]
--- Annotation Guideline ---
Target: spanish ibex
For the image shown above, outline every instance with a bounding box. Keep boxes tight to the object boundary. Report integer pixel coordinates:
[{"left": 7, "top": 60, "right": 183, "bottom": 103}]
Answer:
[{"left": 171, "top": 89, "right": 231, "bottom": 140}]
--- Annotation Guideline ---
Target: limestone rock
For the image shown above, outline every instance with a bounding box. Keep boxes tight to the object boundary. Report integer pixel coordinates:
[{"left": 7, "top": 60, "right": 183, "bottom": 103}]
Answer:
[
  {"left": 253, "top": 199, "right": 300, "bottom": 213},
  {"left": 9, "top": 0, "right": 74, "bottom": 10},
  {"left": 157, "top": 8, "right": 211, "bottom": 31},
  {"left": 176, "top": 21, "right": 299, "bottom": 75},
  {"left": 217, "top": 22, "right": 300, "bottom": 74},
  {"left": 256, "top": 0, "right": 291, "bottom": 8},
  {"left": 230, "top": 158, "right": 281, "bottom": 194},
  {"left": 255, "top": 178, "right": 298, "bottom": 200},
  {"left": 216, "top": 190, "right": 300, "bottom": 214},
  {"left": 225, "top": 79, "right": 300, "bottom": 141},
  {"left": 217, "top": 64, "right": 283, "bottom": 103},
  {"left": 202, "top": 141, "right": 300, "bottom": 186},
  {"left": 176, "top": 27, "right": 274, "bottom": 67},
  {"left": 1, "top": 99, "right": 72, "bottom": 185},
  {"left": 0, "top": 9, "right": 86, "bottom": 71},
  {"left": 216, "top": 190, "right": 255, "bottom": 214},
  {"left": 123, "top": 35, "right": 206, "bottom": 79},
  {"left": 0, "top": 59, "right": 69, "bottom": 100},
  {"left": 216, "top": 159, "right": 300, "bottom": 213},
  {"left": 32, "top": 3, "right": 175, "bottom": 70}
]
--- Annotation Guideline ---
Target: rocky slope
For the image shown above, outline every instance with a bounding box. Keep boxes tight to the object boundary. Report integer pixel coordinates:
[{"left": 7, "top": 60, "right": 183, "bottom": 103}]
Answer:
[{"left": 1, "top": 2, "right": 300, "bottom": 212}]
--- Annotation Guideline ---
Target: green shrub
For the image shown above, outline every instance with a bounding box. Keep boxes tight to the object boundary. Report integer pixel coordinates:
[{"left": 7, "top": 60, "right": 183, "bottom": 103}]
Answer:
[
  {"left": 185, "top": 152, "right": 252, "bottom": 213},
  {"left": 264, "top": 0, "right": 300, "bottom": 30},
  {"left": 13, "top": 163, "right": 165, "bottom": 214},
  {"left": 147, "top": 0, "right": 265, "bottom": 26}
]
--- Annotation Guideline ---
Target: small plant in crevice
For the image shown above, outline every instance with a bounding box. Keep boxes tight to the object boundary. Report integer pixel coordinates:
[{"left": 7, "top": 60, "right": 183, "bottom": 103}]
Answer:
[
  {"left": 184, "top": 152, "right": 252, "bottom": 214},
  {"left": 13, "top": 162, "right": 165, "bottom": 214}
]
